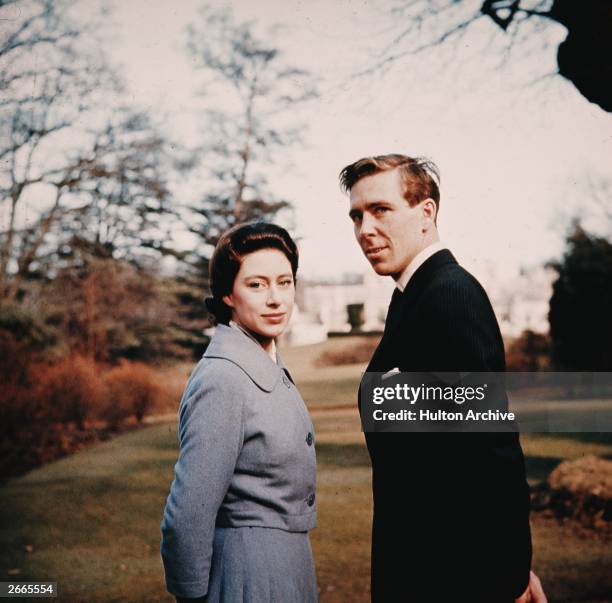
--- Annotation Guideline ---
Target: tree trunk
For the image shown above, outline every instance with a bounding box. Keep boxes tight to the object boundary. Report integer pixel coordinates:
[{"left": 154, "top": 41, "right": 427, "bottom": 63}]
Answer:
[
  {"left": 0, "top": 186, "right": 22, "bottom": 298},
  {"left": 5, "top": 188, "right": 63, "bottom": 301},
  {"left": 234, "top": 76, "right": 258, "bottom": 219}
]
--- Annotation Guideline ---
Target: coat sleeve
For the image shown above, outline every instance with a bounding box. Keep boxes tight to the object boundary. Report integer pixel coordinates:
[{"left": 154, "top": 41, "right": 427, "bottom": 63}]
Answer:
[
  {"left": 423, "top": 275, "right": 533, "bottom": 597},
  {"left": 160, "top": 361, "right": 246, "bottom": 599}
]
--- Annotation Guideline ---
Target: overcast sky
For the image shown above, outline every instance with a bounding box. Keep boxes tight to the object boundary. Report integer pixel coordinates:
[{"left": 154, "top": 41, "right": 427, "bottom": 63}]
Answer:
[{"left": 108, "top": 0, "right": 612, "bottom": 282}]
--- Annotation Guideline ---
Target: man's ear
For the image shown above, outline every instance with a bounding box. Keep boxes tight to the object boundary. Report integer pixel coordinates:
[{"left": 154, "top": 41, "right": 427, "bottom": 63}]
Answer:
[
  {"left": 222, "top": 294, "right": 234, "bottom": 308},
  {"left": 422, "top": 198, "right": 437, "bottom": 225}
]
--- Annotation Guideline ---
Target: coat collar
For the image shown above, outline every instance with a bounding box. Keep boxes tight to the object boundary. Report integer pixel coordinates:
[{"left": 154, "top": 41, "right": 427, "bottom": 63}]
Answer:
[
  {"left": 383, "top": 249, "right": 458, "bottom": 335},
  {"left": 203, "top": 323, "right": 290, "bottom": 392},
  {"left": 402, "top": 248, "right": 457, "bottom": 299},
  {"left": 395, "top": 241, "right": 447, "bottom": 292}
]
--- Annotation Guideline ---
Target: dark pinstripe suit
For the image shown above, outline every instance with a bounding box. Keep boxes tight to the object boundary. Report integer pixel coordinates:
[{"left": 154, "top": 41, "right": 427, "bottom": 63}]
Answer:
[{"left": 362, "top": 249, "right": 532, "bottom": 602}]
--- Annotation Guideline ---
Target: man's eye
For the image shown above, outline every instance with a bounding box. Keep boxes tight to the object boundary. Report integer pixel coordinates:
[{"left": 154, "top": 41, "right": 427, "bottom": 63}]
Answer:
[
  {"left": 350, "top": 214, "right": 361, "bottom": 224},
  {"left": 279, "top": 279, "right": 293, "bottom": 287},
  {"left": 374, "top": 206, "right": 389, "bottom": 215}
]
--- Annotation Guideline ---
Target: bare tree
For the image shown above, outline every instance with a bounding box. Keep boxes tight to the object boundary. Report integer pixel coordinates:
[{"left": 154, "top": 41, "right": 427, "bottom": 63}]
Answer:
[
  {"left": 171, "top": 5, "right": 318, "bottom": 331},
  {"left": 0, "top": 2, "right": 182, "bottom": 301},
  {"left": 0, "top": 0, "right": 115, "bottom": 298},
  {"left": 372, "top": 0, "right": 612, "bottom": 112},
  {"left": 186, "top": 4, "right": 318, "bottom": 246},
  {"left": 42, "top": 111, "right": 180, "bottom": 269},
  {"left": 554, "top": 174, "right": 612, "bottom": 242},
  {"left": 584, "top": 175, "right": 612, "bottom": 229}
]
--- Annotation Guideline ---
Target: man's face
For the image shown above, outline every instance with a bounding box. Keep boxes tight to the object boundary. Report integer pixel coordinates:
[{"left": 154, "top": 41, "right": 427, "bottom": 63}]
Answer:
[{"left": 349, "top": 169, "right": 429, "bottom": 279}]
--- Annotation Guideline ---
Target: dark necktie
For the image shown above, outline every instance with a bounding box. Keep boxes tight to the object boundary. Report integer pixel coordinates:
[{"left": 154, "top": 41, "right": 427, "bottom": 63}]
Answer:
[{"left": 383, "top": 287, "right": 403, "bottom": 336}]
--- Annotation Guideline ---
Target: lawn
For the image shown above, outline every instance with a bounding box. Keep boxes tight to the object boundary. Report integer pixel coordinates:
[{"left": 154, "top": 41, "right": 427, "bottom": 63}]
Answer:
[{"left": 1, "top": 342, "right": 611, "bottom": 602}]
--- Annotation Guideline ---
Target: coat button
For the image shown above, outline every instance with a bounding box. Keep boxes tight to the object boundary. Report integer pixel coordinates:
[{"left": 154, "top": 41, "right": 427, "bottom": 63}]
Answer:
[
  {"left": 307, "top": 493, "right": 315, "bottom": 507},
  {"left": 306, "top": 432, "right": 313, "bottom": 446},
  {"left": 282, "top": 375, "right": 291, "bottom": 388}
]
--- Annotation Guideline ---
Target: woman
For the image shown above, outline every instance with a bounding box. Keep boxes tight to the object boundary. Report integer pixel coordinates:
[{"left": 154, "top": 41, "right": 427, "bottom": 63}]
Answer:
[{"left": 161, "top": 222, "right": 318, "bottom": 603}]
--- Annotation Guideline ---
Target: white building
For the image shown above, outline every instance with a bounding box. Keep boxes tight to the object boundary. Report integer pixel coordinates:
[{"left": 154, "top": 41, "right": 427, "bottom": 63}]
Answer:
[
  {"left": 288, "top": 263, "right": 555, "bottom": 344},
  {"left": 470, "top": 263, "right": 556, "bottom": 338},
  {"left": 296, "top": 271, "right": 395, "bottom": 334}
]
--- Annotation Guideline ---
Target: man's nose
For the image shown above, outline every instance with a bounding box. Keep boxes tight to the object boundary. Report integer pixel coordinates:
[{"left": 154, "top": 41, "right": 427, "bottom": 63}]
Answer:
[{"left": 359, "top": 213, "right": 376, "bottom": 239}]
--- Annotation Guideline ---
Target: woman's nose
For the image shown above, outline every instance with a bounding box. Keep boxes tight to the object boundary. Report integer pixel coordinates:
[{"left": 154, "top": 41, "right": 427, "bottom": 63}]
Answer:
[{"left": 267, "top": 286, "right": 281, "bottom": 304}]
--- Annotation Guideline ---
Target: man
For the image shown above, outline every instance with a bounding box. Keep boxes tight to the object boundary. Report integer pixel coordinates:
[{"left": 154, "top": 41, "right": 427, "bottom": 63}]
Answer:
[{"left": 339, "top": 154, "right": 545, "bottom": 602}]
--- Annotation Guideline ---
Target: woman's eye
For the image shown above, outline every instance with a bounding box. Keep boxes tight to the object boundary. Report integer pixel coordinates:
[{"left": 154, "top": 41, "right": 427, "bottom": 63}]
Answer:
[
  {"left": 279, "top": 279, "right": 293, "bottom": 287},
  {"left": 248, "top": 282, "right": 264, "bottom": 289}
]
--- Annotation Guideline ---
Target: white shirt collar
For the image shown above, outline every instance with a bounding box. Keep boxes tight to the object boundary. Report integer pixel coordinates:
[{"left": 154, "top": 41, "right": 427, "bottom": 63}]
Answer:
[
  {"left": 229, "top": 320, "right": 277, "bottom": 362},
  {"left": 395, "top": 241, "right": 447, "bottom": 292}
]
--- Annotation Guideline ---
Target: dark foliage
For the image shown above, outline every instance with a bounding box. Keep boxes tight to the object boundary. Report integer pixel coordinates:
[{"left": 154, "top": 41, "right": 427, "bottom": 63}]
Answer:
[{"left": 548, "top": 224, "right": 612, "bottom": 370}]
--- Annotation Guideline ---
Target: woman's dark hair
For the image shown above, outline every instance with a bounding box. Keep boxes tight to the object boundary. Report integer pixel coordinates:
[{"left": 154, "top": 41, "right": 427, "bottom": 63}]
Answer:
[{"left": 205, "top": 222, "right": 299, "bottom": 325}]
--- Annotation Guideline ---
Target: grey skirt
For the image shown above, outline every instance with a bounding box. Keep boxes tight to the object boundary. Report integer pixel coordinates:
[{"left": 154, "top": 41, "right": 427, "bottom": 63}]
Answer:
[{"left": 206, "top": 527, "right": 318, "bottom": 602}]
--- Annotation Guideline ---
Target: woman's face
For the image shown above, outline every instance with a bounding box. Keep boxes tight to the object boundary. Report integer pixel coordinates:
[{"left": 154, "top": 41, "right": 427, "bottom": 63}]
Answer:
[{"left": 223, "top": 248, "right": 295, "bottom": 342}]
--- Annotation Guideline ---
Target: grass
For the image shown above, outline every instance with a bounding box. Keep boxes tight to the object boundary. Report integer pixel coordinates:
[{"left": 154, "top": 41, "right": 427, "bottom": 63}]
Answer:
[
  {"left": 1, "top": 425, "right": 178, "bottom": 602},
  {"left": 2, "top": 423, "right": 610, "bottom": 602},
  {"left": 1, "top": 347, "right": 611, "bottom": 602}
]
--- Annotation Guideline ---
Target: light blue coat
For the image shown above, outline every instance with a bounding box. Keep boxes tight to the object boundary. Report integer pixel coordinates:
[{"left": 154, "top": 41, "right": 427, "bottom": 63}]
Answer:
[{"left": 160, "top": 324, "right": 317, "bottom": 598}]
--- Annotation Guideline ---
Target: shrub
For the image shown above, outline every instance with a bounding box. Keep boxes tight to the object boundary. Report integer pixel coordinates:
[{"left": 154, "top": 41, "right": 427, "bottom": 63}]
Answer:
[
  {"left": 0, "top": 381, "right": 37, "bottom": 442},
  {"left": 0, "top": 331, "right": 44, "bottom": 440},
  {"left": 104, "top": 360, "right": 160, "bottom": 427},
  {"left": 36, "top": 355, "right": 107, "bottom": 429},
  {"left": 0, "top": 330, "right": 31, "bottom": 386},
  {"left": 531, "top": 456, "right": 612, "bottom": 532},
  {"left": 0, "top": 302, "right": 55, "bottom": 350},
  {"left": 506, "top": 329, "right": 551, "bottom": 371}
]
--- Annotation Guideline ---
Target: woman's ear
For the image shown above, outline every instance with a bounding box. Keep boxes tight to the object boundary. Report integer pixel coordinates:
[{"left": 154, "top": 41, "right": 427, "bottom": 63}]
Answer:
[{"left": 222, "top": 294, "right": 234, "bottom": 308}]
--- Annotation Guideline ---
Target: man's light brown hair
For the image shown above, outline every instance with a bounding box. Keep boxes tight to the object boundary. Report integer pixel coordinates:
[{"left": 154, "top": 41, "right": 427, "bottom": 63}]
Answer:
[{"left": 339, "top": 154, "right": 441, "bottom": 217}]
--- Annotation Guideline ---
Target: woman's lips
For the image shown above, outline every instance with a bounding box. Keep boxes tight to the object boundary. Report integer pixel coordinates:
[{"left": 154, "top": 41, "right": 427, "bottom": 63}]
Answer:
[{"left": 262, "top": 313, "right": 286, "bottom": 323}]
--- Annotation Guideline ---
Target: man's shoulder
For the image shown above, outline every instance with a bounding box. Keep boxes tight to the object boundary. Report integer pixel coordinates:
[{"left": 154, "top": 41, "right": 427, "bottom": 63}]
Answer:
[
  {"left": 413, "top": 261, "right": 499, "bottom": 326},
  {"left": 427, "top": 261, "right": 488, "bottom": 299}
]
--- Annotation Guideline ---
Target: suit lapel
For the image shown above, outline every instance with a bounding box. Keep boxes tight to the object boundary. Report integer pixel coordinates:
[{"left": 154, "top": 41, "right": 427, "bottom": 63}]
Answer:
[{"left": 367, "top": 250, "right": 458, "bottom": 372}]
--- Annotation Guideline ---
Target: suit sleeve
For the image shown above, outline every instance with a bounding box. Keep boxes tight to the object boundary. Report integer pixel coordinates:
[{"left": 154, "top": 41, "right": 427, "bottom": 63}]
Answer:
[
  {"left": 160, "top": 362, "right": 245, "bottom": 599},
  {"left": 423, "top": 275, "right": 533, "bottom": 597}
]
